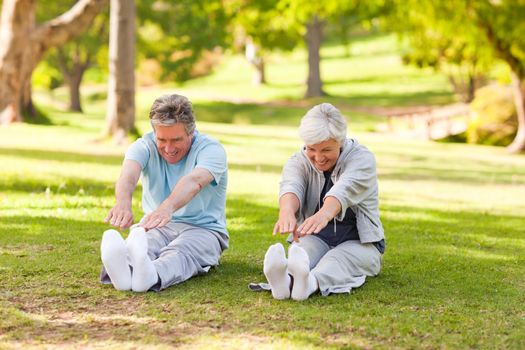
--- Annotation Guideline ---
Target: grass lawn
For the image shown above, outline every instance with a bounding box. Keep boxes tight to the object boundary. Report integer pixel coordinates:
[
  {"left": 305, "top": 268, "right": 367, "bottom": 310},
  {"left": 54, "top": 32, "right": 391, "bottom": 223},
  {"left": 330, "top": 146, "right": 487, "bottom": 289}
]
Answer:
[{"left": 1, "top": 34, "right": 524, "bottom": 349}]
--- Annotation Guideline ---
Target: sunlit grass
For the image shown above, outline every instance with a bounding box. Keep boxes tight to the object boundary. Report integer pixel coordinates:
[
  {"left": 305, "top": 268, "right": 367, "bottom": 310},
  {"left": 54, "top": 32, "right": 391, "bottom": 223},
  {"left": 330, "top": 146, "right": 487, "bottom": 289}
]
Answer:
[{"left": 1, "top": 116, "right": 524, "bottom": 349}]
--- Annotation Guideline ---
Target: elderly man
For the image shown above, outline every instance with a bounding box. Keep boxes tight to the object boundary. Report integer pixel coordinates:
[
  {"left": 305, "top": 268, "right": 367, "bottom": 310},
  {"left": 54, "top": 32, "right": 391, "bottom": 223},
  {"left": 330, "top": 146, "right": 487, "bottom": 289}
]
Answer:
[{"left": 100, "top": 94, "right": 228, "bottom": 292}]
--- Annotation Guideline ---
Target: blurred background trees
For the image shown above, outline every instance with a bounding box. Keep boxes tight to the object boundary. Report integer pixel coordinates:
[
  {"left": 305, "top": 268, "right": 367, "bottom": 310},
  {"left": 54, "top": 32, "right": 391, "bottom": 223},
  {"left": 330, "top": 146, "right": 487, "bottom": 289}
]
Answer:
[{"left": 0, "top": 0, "right": 523, "bottom": 152}]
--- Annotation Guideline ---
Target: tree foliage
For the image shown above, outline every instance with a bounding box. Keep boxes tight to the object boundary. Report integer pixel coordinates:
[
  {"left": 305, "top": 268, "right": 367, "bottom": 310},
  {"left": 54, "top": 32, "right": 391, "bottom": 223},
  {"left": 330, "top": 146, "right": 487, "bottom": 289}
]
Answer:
[
  {"left": 136, "top": 0, "right": 230, "bottom": 82},
  {"left": 391, "top": 1, "right": 494, "bottom": 102},
  {"left": 230, "top": 0, "right": 299, "bottom": 53}
]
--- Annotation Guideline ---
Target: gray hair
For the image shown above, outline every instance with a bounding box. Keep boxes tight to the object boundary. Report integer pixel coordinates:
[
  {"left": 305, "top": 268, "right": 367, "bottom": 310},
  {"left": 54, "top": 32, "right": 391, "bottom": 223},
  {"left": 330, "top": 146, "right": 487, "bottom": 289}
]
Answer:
[
  {"left": 149, "top": 94, "right": 196, "bottom": 134},
  {"left": 298, "top": 103, "right": 347, "bottom": 145}
]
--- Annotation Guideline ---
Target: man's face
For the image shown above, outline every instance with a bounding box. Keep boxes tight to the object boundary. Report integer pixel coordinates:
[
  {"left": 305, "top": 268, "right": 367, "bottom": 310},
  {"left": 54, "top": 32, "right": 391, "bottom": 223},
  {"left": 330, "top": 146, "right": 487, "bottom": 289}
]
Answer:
[
  {"left": 305, "top": 138, "right": 341, "bottom": 172},
  {"left": 154, "top": 123, "right": 193, "bottom": 164}
]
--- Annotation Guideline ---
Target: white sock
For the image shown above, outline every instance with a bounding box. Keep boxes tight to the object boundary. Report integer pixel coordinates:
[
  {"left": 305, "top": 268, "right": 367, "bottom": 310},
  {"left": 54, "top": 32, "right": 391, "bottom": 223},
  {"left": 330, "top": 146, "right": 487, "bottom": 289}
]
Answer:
[
  {"left": 126, "top": 227, "right": 158, "bottom": 292},
  {"left": 288, "top": 245, "right": 318, "bottom": 301},
  {"left": 263, "top": 243, "right": 291, "bottom": 300},
  {"left": 101, "top": 229, "right": 131, "bottom": 291}
]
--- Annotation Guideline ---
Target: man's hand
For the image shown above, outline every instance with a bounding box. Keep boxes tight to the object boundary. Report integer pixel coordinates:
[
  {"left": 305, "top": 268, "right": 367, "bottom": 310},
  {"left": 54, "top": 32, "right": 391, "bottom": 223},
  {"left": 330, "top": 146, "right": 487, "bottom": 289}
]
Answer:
[
  {"left": 139, "top": 205, "right": 172, "bottom": 230},
  {"left": 105, "top": 160, "right": 141, "bottom": 229},
  {"left": 297, "top": 211, "right": 331, "bottom": 237},
  {"left": 104, "top": 201, "right": 134, "bottom": 229}
]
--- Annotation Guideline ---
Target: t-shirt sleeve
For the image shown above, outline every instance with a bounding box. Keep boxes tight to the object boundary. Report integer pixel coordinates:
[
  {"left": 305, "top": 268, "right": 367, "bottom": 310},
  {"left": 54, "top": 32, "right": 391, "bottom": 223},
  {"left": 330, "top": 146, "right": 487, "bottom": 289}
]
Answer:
[
  {"left": 195, "top": 142, "right": 227, "bottom": 186},
  {"left": 124, "top": 138, "right": 150, "bottom": 170}
]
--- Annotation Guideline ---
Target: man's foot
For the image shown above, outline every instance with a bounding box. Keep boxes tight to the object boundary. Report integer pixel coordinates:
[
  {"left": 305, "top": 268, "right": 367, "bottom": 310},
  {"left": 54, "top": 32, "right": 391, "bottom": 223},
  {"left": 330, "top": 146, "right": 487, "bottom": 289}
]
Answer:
[
  {"left": 101, "top": 229, "right": 131, "bottom": 291},
  {"left": 126, "top": 227, "right": 159, "bottom": 292},
  {"left": 287, "top": 245, "right": 318, "bottom": 301},
  {"left": 263, "top": 243, "right": 291, "bottom": 300}
]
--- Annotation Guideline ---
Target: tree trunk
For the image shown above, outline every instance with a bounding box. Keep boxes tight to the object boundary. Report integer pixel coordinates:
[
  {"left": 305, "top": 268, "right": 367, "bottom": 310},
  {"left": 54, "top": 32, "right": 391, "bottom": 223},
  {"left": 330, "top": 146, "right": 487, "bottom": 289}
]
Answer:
[
  {"left": 245, "top": 38, "right": 266, "bottom": 86},
  {"left": 466, "top": 75, "right": 475, "bottom": 103},
  {"left": 0, "top": 0, "right": 36, "bottom": 124},
  {"left": 56, "top": 46, "right": 90, "bottom": 113},
  {"left": 104, "top": 0, "right": 136, "bottom": 143},
  {"left": 68, "top": 69, "right": 85, "bottom": 112},
  {"left": 507, "top": 74, "right": 525, "bottom": 153},
  {"left": 253, "top": 59, "right": 266, "bottom": 86},
  {"left": 21, "top": 79, "right": 37, "bottom": 118},
  {"left": 304, "top": 16, "right": 325, "bottom": 98},
  {"left": 0, "top": 0, "right": 107, "bottom": 124}
]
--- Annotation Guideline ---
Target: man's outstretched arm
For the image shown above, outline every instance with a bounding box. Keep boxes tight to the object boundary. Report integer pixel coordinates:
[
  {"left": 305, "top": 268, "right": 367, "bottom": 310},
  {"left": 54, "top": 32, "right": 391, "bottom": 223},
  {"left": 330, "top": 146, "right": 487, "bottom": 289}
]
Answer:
[
  {"left": 140, "top": 167, "right": 214, "bottom": 230},
  {"left": 104, "top": 160, "right": 142, "bottom": 229}
]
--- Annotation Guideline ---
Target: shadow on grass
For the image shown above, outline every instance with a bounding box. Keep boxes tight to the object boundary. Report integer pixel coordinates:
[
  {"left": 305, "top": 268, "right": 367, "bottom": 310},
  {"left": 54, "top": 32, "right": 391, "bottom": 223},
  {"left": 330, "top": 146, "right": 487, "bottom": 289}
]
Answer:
[
  {"left": 22, "top": 104, "right": 54, "bottom": 126},
  {"left": 228, "top": 162, "right": 283, "bottom": 174},
  {"left": 0, "top": 196, "right": 523, "bottom": 348},
  {"left": 324, "top": 91, "right": 454, "bottom": 108},
  {"left": 0, "top": 147, "right": 123, "bottom": 166},
  {"left": 193, "top": 100, "right": 306, "bottom": 126},
  {"left": 379, "top": 164, "right": 524, "bottom": 186},
  {"left": 0, "top": 175, "right": 115, "bottom": 196},
  {"left": 324, "top": 73, "right": 438, "bottom": 86}
]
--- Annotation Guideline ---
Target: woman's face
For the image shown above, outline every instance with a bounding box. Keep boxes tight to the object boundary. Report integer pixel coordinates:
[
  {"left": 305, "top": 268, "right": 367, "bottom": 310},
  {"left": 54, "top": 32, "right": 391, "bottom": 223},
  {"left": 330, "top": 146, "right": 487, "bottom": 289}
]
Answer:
[{"left": 305, "top": 138, "right": 341, "bottom": 172}]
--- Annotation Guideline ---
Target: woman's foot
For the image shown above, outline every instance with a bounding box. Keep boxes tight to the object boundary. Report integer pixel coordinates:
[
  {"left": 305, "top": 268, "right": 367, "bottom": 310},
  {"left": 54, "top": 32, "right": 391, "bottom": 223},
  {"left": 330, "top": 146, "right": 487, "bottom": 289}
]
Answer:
[
  {"left": 287, "top": 245, "right": 318, "bottom": 301},
  {"left": 263, "top": 243, "right": 291, "bottom": 299}
]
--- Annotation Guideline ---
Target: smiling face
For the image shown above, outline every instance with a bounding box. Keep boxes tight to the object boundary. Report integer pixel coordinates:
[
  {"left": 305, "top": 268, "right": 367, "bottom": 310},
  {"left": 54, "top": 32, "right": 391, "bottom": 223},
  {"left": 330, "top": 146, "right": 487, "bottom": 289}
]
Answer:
[
  {"left": 153, "top": 123, "right": 193, "bottom": 164},
  {"left": 305, "top": 138, "right": 341, "bottom": 172}
]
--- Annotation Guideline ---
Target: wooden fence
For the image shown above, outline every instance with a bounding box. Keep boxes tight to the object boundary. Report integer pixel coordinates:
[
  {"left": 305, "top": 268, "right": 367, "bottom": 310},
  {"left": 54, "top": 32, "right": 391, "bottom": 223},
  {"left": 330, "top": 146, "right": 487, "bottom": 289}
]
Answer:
[{"left": 384, "top": 103, "right": 472, "bottom": 140}]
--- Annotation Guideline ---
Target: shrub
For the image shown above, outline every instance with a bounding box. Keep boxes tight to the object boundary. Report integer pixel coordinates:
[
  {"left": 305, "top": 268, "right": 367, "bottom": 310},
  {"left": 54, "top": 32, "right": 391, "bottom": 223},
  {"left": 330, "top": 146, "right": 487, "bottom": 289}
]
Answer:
[{"left": 467, "top": 84, "right": 517, "bottom": 146}]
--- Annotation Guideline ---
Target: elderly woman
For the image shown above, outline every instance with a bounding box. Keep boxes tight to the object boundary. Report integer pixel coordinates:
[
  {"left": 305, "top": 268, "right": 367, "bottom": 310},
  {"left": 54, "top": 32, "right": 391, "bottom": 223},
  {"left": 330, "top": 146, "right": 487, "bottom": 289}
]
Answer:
[{"left": 263, "top": 103, "right": 385, "bottom": 300}]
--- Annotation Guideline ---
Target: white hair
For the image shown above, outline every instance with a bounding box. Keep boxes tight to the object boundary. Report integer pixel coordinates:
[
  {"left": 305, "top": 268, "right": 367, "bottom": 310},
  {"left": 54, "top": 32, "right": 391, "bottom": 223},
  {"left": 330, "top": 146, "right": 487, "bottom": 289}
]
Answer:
[{"left": 298, "top": 103, "right": 347, "bottom": 145}]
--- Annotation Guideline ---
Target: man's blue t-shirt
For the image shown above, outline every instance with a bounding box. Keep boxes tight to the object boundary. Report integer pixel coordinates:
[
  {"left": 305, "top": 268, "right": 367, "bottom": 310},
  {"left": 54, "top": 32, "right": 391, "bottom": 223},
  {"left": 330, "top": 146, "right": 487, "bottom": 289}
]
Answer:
[{"left": 125, "top": 129, "right": 228, "bottom": 236}]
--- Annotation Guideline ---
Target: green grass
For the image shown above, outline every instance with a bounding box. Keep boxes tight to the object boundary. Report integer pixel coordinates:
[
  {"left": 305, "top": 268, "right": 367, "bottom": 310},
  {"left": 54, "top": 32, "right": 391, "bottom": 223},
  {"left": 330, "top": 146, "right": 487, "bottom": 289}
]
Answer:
[{"left": 1, "top": 33, "right": 524, "bottom": 349}]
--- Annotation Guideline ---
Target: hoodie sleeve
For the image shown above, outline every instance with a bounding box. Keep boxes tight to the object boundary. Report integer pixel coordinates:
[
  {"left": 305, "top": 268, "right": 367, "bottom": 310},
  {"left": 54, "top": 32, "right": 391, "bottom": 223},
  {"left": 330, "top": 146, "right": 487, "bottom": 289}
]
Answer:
[
  {"left": 326, "top": 149, "right": 377, "bottom": 221},
  {"left": 279, "top": 152, "right": 307, "bottom": 215}
]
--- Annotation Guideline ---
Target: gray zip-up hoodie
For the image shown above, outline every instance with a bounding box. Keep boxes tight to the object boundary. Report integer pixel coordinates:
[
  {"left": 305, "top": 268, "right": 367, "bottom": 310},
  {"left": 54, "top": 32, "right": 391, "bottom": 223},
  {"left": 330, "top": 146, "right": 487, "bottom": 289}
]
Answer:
[{"left": 279, "top": 138, "right": 384, "bottom": 244}]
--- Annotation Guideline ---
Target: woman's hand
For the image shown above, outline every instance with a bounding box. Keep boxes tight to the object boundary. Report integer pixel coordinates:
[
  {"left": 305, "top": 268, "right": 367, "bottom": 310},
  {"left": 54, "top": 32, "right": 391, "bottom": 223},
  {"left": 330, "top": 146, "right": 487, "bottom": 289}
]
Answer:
[
  {"left": 297, "top": 211, "right": 331, "bottom": 236},
  {"left": 298, "top": 196, "right": 341, "bottom": 236},
  {"left": 273, "top": 210, "right": 299, "bottom": 242}
]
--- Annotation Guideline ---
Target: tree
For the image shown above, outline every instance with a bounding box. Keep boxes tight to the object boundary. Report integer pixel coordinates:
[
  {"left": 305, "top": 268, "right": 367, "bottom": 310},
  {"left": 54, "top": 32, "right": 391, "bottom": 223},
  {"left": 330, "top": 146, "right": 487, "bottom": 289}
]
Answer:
[
  {"left": 390, "top": 0, "right": 525, "bottom": 153},
  {"left": 228, "top": 0, "right": 300, "bottom": 86},
  {"left": 278, "top": 0, "right": 388, "bottom": 98},
  {"left": 48, "top": 10, "right": 108, "bottom": 112},
  {"left": 33, "top": 0, "right": 109, "bottom": 113},
  {"left": 472, "top": 0, "right": 525, "bottom": 153},
  {"left": 396, "top": 6, "right": 493, "bottom": 102},
  {"left": 104, "top": 0, "right": 135, "bottom": 142},
  {"left": 0, "top": 0, "right": 108, "bottom": 124}
]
